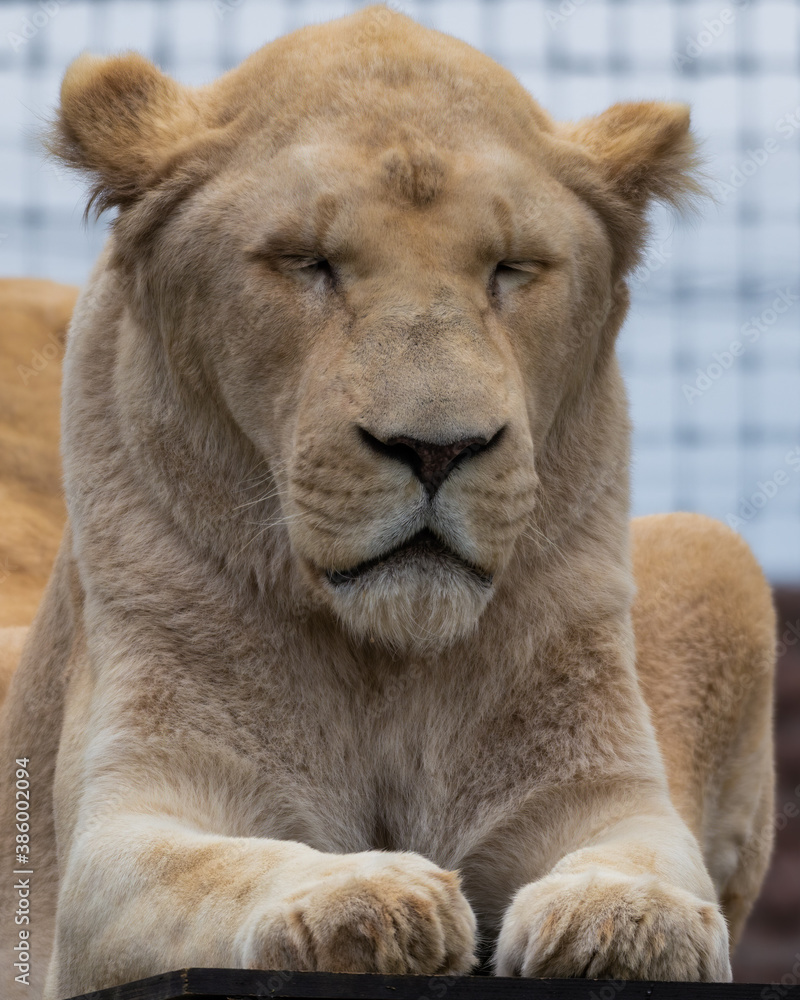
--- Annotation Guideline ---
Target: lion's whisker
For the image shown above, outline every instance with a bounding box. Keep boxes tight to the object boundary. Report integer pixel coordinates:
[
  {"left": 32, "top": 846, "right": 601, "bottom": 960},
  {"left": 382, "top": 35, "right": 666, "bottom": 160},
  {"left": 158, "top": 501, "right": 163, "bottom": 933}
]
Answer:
[
  {"left": 243, "top": 512, "right": 303, "bottom": 528},
  {"left": 230, "top": 485, "right": 288, "bottom": 512},
  {"left": 232, "top": 513, "right": 306, "bottom": 559},
  {"left": 522, "top": 526, "right": 569, "bottom": 566},
  {"left": 235, "top": 456, "right": 292, "bottom": 492}
]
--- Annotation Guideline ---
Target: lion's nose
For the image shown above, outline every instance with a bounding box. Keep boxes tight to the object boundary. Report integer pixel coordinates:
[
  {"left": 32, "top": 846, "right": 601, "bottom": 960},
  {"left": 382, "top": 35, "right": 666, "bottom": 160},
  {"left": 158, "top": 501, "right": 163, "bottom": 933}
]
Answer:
[{"left": 359, "top": 427, "right": 504, "bottom": 497}]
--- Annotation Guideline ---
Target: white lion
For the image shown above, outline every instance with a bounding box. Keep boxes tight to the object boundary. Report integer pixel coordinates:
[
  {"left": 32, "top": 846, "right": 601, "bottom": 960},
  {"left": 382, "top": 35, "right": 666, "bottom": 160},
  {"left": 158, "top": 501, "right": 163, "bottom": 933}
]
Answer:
[{"left": 0, "top": 8, "right": 774, "bottom": 997}]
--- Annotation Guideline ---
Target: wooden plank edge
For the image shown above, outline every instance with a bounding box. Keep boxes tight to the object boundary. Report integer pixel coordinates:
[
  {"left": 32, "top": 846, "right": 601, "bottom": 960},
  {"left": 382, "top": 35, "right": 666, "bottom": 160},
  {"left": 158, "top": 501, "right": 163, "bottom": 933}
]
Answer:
[{"left": 62, "top": 968, "right": 800, "bottom": 1000}]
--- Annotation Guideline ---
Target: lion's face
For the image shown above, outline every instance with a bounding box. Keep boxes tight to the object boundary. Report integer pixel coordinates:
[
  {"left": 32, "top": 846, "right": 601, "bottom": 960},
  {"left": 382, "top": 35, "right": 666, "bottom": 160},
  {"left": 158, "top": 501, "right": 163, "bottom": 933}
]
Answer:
[
  {"left": 53, "top": 8, "right": 699, "bottom": 651},
  {"left": 157, "top": 139, "right": 613, "bottom": 649}
]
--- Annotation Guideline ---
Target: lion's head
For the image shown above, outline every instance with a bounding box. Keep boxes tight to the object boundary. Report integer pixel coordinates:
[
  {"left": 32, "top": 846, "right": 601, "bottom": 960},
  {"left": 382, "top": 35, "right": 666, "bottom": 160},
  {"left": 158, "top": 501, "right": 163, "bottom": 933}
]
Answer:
[{"left": 52, "top": 6, "right": 700, "bottom": 653}]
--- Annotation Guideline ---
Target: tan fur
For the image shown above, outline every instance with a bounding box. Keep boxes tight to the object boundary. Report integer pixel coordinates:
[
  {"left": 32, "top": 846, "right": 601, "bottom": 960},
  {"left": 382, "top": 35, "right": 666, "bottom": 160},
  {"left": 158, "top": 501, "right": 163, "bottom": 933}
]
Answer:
[
  {"left": 0, "top": 628, "right": 27, "bottom": 703},
  {"left": 0, "top": 8, "right": 775, "bottom": 996},
  {"left": 631, "top": 514, "right": 775, "bottom": 947},
  {"left": 0, "top": 279, "right": 77, "bottom": 628}
]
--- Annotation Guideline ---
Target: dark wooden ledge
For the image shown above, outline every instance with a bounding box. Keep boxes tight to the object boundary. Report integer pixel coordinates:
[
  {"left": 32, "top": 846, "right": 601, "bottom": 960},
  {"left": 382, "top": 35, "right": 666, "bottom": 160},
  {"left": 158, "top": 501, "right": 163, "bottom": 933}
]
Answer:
[{"left": 64, "top": 968, "right": 800, "bottom": 1000}]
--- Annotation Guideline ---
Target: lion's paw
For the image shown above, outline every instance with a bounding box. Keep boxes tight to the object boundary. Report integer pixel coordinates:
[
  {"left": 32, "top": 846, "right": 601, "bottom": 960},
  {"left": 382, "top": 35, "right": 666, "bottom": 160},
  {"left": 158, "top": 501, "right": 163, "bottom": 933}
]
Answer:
[
  {"left": 495, "top": 869, "right": 731, "bottom": 981},
  {"left": 239, "top": 851, "right": 477, "bottom": 975}
]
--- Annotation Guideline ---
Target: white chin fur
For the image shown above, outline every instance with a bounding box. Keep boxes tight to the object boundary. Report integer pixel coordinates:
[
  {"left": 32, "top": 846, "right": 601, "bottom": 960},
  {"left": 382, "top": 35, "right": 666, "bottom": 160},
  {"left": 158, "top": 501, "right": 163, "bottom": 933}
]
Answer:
[{"left": 326, "top": 559, "right": 494, "bottom": 654}]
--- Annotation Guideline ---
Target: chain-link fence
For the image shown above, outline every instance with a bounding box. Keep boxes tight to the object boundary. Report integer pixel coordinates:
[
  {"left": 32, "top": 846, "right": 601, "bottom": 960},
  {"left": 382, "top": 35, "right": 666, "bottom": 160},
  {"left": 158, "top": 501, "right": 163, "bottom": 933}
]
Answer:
[{"left": 1, "top": 0, "right": 798, "bottom": 581}]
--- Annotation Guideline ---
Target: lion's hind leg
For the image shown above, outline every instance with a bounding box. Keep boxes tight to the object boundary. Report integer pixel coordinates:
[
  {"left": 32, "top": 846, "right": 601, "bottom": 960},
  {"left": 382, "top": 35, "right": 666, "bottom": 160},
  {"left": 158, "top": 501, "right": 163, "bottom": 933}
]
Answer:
[{"left": 631, "top": 512, "right": 776, "bottom": 952}]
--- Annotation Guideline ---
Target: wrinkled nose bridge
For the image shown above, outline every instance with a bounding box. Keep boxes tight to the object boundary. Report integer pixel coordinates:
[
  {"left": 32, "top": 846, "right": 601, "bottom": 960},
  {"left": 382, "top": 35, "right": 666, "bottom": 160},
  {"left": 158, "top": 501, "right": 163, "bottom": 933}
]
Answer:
[
  {"left": 363, "top": 297, "right": 489, "bottom": 366},
  {"left": 351, "top": 304, "right": 508, "bottom": 446}
]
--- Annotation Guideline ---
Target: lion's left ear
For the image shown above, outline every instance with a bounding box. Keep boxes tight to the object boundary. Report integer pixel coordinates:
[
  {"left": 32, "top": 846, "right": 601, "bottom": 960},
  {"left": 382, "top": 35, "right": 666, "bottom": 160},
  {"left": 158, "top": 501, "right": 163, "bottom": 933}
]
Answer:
[{"left": 559, "top": 101, "right": 702, "bottom": 210}]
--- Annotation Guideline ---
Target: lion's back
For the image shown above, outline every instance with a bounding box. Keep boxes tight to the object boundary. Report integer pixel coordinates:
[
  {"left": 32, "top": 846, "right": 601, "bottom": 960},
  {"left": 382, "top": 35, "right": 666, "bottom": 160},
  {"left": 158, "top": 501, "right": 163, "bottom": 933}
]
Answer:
[
  {"left": 0, "top": 278, "right": 77, "bottom": 629},
  {"left": 632, "top": 512, "right": 775, "bottom": 944}
]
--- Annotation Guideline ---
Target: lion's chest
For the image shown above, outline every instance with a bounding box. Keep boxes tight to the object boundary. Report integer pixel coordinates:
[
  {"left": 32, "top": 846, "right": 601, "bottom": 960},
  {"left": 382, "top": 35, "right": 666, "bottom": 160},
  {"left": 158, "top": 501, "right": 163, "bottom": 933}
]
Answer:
[{"left": 239, "top": 688, "right": 566, "bottom": 928}]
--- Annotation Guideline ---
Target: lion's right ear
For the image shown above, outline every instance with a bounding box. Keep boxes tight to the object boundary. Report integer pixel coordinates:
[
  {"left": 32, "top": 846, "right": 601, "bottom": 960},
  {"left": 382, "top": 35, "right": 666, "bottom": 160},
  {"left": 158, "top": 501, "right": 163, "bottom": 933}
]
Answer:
[{"left": 48, "top": 52, "right": 202, "bottom": 216}]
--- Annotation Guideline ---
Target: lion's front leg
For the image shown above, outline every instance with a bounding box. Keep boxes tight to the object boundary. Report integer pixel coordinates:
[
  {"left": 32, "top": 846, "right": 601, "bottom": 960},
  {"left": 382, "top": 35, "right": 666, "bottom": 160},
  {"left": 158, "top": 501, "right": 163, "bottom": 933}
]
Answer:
[
  {"left": 495, "top": 811, "right": 731, "bottom": 981},
  {"left": 46, "top": 810, "right": 477, "bottom": 998}
]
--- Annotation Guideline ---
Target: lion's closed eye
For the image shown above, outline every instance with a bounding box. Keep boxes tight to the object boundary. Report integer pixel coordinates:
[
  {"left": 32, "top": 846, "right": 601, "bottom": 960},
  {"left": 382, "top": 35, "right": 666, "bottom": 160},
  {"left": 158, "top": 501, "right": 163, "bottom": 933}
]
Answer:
[
  {"left": 280, "top": 255, "right": 333, "bottom": 274},
  {"left": 490, "top": 260, "right": 545, "bottom": 296},
  {"left": 248, "top": 246, "right": 338, "bottom": 288},
  {"left": 282, "top": 256, "right": 337, "bottom": 287}
]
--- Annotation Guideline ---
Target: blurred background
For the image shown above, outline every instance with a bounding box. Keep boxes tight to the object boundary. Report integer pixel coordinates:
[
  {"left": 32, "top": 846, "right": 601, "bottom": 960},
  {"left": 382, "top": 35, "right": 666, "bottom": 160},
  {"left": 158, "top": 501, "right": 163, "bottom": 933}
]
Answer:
[{"left": 0, "top": 0, "right": 798, "bottom": 984}]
